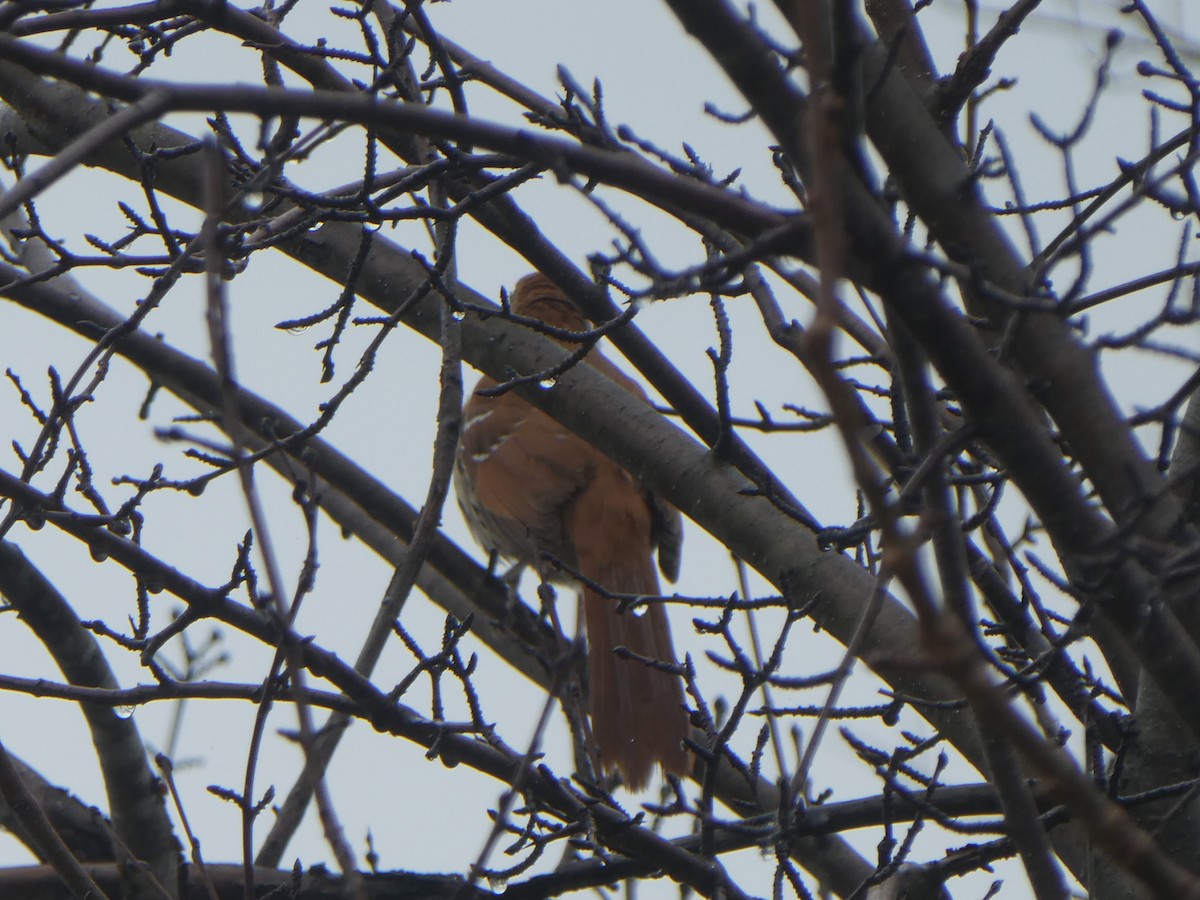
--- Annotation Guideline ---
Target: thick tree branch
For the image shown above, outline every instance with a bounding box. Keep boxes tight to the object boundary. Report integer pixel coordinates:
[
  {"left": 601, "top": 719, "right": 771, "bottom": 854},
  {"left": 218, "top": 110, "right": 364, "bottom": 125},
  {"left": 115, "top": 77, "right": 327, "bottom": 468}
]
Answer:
[{"left": 0, "top": 543, "right": 182, "bottom": 890}]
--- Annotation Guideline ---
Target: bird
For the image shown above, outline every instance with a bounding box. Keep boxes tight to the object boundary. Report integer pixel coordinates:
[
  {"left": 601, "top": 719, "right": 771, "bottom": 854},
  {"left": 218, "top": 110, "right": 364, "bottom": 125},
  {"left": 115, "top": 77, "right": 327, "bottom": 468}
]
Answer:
[{"left": 454, "top": 273, "right": 690, "bottom": 790}]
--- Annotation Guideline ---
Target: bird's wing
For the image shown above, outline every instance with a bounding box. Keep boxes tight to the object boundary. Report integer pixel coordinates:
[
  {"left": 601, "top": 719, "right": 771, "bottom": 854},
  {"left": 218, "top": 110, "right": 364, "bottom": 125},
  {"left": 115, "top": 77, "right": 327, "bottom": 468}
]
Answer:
[{"left": 458, "top": 384, "right": 594, "bottom": 562}]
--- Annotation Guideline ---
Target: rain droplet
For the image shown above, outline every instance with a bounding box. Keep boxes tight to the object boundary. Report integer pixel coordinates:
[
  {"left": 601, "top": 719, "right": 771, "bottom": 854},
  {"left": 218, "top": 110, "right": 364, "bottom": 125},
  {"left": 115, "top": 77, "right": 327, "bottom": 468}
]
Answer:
[
  {"left": 450, "top": 309, "right": 466, "bottom": 321},
  {"left": 143, "top": 576, "right": 165, "bottom": 595},
  {"left": 242, "top": 192, "right": 267, "bottom": 211},
  {"left": 538, "top": 377, "right": 557, "bottom": 390},
  {"left": 115, "top": 705, "right": 136, "bottom": 720},
  {"left": 185, "top": 480, "right": 206, "bottom": 497},
  {"left": 90, "top": 543, "right": 109, "bottom": 563}
]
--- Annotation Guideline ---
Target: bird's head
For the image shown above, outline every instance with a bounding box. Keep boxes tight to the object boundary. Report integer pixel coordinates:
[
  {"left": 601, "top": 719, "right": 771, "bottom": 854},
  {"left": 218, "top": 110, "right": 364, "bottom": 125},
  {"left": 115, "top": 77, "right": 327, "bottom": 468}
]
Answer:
[{"left": 508, "top": 273, "right": 590, "bottom": 332}]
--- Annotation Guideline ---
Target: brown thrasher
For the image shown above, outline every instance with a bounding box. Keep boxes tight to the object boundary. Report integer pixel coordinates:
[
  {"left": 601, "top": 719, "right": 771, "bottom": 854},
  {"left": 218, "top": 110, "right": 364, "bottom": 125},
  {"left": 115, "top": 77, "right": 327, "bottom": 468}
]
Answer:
[{"left": 454, "top": 273, "right": 689, "bottom": 789}]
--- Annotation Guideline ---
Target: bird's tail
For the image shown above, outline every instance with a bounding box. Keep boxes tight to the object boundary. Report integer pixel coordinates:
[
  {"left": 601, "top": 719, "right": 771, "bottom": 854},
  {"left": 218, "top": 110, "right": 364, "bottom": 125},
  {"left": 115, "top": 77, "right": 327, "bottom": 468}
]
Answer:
[{"left": 579, "top": 554, "right": 689, "bottom": 789}]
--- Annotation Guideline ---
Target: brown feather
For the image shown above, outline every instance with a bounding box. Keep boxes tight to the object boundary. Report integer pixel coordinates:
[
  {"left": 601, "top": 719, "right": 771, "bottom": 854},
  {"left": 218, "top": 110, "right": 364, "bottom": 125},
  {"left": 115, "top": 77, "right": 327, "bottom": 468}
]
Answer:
[
  {"left": 566, "top": 467, "right": 689, "bottom": 788},
  {"left": 454, "top": 274, "right": 689, "bottom": 788}
]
